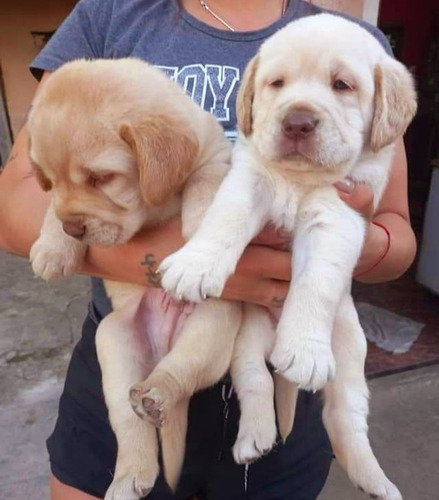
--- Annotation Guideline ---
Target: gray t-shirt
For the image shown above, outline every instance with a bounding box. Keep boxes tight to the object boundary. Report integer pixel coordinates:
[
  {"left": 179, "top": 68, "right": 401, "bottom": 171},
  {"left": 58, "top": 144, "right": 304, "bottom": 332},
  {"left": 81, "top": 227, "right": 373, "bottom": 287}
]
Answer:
[{"left": 31, "top": 0, "right": 392, "bottom": 317}]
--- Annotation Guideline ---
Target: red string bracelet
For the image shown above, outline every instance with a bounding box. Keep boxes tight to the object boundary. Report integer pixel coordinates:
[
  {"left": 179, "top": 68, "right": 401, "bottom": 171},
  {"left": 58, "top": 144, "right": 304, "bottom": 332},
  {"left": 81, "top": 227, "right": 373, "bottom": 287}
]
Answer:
[{"left": 355, "top": 221, "right": 391, "bottom": 278}]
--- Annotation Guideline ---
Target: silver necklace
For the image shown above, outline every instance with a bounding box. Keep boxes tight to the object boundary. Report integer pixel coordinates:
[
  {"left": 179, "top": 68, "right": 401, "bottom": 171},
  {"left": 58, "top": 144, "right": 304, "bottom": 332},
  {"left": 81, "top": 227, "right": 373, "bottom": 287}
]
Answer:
[{"left": 199, "top": 0, "right": 288, "bottom": 32}]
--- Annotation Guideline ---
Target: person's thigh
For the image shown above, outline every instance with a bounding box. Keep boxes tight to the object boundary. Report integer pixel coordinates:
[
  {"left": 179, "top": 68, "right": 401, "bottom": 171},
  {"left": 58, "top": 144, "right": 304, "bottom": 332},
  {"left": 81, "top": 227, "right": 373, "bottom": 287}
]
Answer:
[
  {"left": 201, "top": 389, "right": 333, "bottom": 500},
  {"left": 47, "top": 309, "right": 177, "bottom": 499},
  {"left": 46, "top": 309, "right": 120, "bottom": 498},
  {"left": 51, "top": 475, "right": 101, "bottom": 500}
]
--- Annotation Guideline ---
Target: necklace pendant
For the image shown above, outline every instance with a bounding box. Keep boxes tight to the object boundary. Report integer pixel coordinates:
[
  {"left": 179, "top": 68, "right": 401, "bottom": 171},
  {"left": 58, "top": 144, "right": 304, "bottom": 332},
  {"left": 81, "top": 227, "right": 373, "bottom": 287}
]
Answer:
[
  {"left": 198, "top": 0, "right": 236, "bottom": 32},
  {"left": 198, "top": 0, "right": 288, "bottom": 33}
]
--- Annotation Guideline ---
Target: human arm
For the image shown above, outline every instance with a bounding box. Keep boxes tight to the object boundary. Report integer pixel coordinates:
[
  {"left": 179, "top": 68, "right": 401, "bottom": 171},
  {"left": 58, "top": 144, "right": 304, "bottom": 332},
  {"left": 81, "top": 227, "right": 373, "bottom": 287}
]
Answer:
[
  {"left": 337, "top": 138, "right": 417, "bottom": 283},
  {"left": 0, "top": 123, "right": 413, "bottom": 306}
]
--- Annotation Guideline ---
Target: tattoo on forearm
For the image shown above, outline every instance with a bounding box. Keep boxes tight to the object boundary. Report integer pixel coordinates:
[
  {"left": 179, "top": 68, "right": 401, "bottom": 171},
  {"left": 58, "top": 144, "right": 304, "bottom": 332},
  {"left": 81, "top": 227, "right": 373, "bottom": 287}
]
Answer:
[
  {"left": 141, "top": 254, "right": 161, "bottom": 288},
  {"left": 272, "top": 296, "right": 285, "bottom": 307}
]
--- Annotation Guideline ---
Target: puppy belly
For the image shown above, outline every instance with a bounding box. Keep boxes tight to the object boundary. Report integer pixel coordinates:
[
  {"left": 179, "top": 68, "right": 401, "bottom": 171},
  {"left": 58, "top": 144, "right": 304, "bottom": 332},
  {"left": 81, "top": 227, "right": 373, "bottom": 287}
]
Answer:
[{"left": 138, "top": 289, "right": 195, "bottom": 362}]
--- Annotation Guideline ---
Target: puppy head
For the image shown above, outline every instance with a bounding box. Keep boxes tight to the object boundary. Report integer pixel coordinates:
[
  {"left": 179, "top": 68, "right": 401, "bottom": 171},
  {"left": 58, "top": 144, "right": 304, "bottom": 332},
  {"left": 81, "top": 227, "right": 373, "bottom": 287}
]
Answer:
[
  {"left": 28, "top": 59, "right": 199, "bottom": 246},
  {"left": 237, "top": 14, "right": 416, "bottom": 175}
]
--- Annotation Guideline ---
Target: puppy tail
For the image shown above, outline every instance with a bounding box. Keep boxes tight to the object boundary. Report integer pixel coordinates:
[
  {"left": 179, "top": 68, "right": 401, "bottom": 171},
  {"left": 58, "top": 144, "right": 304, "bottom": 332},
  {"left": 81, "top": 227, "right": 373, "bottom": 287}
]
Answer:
[
  {"left": 274, "top": 373, "right": 299, "bottom": 442},
  {"left": 160, "top": 397, "right": 189, "bottom": 492}
]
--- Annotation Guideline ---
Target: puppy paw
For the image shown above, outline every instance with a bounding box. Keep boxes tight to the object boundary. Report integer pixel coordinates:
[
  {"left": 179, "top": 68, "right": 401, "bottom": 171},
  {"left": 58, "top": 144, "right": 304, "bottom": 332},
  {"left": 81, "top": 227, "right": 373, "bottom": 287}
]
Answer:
[
  {"left": 159, "top": 244, "right": 233, "bottom": 302},
  {"left": 30, "top": 236, "right": 85, "bottom": 281},
  {"left": 270, "top": 333, "right": 335, "bottom": 391},
  {"left": 129, "top": 385, "right": 168, "bottom": 428},
  {"left": 350, "top": 465, "right": 402, "bottom": 500},
  {"left": 233, "top": 422, "right": 277, "bottom": 464},
  {"left": 105, "top": 467, "right": 157, "bottom": 500}
]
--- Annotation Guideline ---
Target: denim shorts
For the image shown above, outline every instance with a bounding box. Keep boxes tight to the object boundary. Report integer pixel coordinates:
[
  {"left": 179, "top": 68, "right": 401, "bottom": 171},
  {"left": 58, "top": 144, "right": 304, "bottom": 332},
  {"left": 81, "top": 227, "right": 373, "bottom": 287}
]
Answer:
[{"left": 47, "top": 304, "right": 333, "bottom": 499}]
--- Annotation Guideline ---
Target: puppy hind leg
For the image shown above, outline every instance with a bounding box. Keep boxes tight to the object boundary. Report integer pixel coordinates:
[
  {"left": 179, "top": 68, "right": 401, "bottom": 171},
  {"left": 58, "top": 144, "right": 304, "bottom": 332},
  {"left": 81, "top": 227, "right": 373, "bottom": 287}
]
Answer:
[
  {"left": 130, "top": 299, "right": 241, "bottom": 426},
  {"left": 323, "top": 294, "right": 402, "bottom": 500},
  {"left": 96, "top": 302, "right": 159, "bottom": 500},
  {"left": 232, "top": 304, "right": 278, "bottom": 464},
  {"left": 274, "top": 373, "right": 299, "bottom": 443},
  {"left": 160, "top": 397, "right": 190, "bottom": 492}
]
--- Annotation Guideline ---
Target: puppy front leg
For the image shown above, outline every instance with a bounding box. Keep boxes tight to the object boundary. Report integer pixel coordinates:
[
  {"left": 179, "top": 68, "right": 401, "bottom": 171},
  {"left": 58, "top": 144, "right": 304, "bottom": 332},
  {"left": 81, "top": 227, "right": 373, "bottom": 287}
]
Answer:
[
  {"left": 323, "top": 293, "right": 402, "bottom": 500},
  {"left": 270, "top": 190, "right": 365, "bottom": 391},
  {"left": 231, "top": 304, "right": 277, "bottom": 464},
  {"left": 159, "top": 166, "right": 271, "bottom": 302},
  {"left": 30, "top": 199, "right": 87, "bottom": 281},
  {"left": 96, "top": 293, "right": 160, "bottom": 500}
]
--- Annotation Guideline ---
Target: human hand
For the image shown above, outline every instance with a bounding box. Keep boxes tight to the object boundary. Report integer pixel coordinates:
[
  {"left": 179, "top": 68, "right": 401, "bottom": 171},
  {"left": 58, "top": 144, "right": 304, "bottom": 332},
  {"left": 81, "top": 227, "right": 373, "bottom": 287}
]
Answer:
[
  {"left": 217, "top": 224, "right": 291, "bottom": 307},
  {"left": 156, "top": 220, "right": 291, "bottom": 307},
  {"left": 221, "top": 244, "right": 291, "bottom": 307}
]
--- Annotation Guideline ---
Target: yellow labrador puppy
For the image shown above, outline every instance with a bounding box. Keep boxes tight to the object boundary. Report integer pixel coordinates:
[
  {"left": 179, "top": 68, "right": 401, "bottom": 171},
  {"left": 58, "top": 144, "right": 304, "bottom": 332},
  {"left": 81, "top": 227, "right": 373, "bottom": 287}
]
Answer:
[
  {"left": 28, "top": 59, "right": 242, "bottom": 499},
  {"left": 160, "top": 14, "right": 417, "bottom": 500}
]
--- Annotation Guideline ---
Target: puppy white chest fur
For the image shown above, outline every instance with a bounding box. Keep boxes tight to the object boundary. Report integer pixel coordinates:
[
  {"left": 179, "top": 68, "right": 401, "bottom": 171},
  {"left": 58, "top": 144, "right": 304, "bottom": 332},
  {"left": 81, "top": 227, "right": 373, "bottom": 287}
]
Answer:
[
  {"left": 234, "top": 140, "right": 344, "bottom": 236},
  {"left": 265, "top": 170, "right": 302, "bottom": 234}
]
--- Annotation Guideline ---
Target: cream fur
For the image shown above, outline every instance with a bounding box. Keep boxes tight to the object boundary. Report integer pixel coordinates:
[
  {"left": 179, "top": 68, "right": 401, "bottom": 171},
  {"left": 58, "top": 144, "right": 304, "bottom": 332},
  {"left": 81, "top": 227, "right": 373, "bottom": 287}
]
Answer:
[
  {"left": 28, "top": 58, "right": 242, "bottom": 499},
  {"left": 160, "top": 14, "right": 417, "bottom": 500}
]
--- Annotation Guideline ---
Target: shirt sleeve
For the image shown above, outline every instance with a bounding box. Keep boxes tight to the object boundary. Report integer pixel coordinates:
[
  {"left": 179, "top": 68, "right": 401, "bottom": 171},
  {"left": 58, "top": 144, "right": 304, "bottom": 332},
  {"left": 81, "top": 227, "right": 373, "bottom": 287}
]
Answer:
[
  {"left": 30, "top": 0, "right": 115, "bottom": 81},
  {"left": 365, "top": 24, "right": 393, "bottom": 57},
  {"left": 312, "top": 5, "right": 394, "bottom": 58}
]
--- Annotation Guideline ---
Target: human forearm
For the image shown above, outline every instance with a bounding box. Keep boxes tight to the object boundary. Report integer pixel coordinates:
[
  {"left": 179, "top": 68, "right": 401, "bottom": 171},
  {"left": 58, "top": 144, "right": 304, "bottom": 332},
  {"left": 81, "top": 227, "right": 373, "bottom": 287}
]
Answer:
[
  {"left": 354, "top": 138, "right": 416, "bottom": 283},
  {"left": 0, "top": 127, "right": 51, "bottom": 256},
  {"left": 355, "top": 212, "right": 416, "bottom": 283},
  {"left": 85, "top": 218, "right": 290, "bottom": 307}
]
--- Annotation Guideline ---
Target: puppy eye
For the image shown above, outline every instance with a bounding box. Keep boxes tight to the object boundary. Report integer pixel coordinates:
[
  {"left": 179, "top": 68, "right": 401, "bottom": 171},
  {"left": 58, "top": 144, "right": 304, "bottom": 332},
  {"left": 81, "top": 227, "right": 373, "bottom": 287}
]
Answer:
[
  {"left": 270, "top": 79, "right": 284, "bottom": 89},
  {"left": 88, "top": 173, "right": 115, "bottom": 187},
  {"left": 333, "top": 79, "right": 352, "bottom": 91}
]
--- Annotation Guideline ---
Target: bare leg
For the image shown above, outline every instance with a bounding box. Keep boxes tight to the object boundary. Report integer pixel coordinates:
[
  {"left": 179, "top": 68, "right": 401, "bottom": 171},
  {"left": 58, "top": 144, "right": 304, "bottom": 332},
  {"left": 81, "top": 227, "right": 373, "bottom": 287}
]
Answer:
[
  {"left": 323, "top": 293, "right": 402, "bottom": 500},
  {"left": 231, "top": 304, "right": 278, "bottom": 464},
  {"left": 51, "top": 475, "right": 101, "bottom": 500},
  {"left": 96, "top": 295, "right": 159, "bottom": 500}
]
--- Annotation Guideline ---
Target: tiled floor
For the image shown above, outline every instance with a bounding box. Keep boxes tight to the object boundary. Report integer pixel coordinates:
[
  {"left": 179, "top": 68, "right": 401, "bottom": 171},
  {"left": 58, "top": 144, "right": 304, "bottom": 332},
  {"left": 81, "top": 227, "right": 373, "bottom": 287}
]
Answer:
[{"left": 353, "top": 267, "right": 439, "bottom": 377}]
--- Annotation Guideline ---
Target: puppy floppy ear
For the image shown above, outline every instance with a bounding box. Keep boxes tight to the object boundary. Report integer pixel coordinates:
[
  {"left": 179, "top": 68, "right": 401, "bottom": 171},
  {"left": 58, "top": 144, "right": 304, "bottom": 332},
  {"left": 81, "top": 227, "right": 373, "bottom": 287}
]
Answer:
[
  {"left": 120, "top": 116, "right": 199, "bottom": 206},
  {"left": 32, "top": 162, "right": 52, "bottom": 191},
  {"left": 28, "top": 134, "right": 52, "bottom": 191},
  {"left": 236, "top": 55, "right": 259, "bottom": 137},
  {"left": 370, "top": 58, "right": 417, "bottom": 152}
]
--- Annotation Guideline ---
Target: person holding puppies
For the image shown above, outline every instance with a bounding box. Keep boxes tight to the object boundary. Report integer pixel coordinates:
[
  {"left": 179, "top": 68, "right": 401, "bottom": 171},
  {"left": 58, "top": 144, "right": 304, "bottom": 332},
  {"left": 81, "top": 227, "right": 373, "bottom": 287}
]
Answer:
[{"left": 0, "top": 1, "right": 416, "bottom": 499}]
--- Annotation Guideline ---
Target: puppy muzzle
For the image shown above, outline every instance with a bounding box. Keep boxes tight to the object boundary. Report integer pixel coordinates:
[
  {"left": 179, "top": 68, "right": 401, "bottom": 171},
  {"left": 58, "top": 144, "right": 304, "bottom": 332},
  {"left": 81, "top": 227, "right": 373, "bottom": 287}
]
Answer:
[
  {"left": 276, "top": 106, "right": 321, "bottom": 161},
  {"left": 281, "top": 110, "right": 319, "bottom": 141}
]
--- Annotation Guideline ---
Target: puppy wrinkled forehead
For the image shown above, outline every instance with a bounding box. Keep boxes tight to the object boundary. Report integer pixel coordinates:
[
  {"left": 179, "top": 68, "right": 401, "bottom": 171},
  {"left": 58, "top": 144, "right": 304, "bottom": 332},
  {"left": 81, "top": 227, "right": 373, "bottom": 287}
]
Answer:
[{"left": 259, "top": 13, "right": 386, "bottom": 67}]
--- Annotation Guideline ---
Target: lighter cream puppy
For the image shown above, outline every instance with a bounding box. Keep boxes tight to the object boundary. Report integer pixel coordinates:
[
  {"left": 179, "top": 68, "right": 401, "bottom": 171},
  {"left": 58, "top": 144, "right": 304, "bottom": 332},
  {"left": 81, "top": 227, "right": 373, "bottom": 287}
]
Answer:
[
  {"left": 160, "top": 14, "right": 416, "bottom": 500},
  {"left": 28, "top": 58, "right": 243, "bottom": 500}
]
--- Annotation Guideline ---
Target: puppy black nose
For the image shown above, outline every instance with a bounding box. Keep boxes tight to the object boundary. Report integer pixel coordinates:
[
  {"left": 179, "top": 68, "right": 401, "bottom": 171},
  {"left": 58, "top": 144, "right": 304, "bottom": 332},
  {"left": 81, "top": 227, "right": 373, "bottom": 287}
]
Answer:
[
  {"left": 63, "top": 221, "right": 86, "bottom": 238},
  {"left": 282, "top": 112, "right": 319, "bottom": 139}
]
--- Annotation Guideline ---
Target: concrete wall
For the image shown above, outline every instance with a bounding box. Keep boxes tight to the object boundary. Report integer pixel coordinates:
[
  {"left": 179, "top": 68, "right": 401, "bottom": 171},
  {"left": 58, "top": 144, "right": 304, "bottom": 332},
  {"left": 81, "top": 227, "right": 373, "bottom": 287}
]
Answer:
[
  {"left": 314, "top": 0, "right": 363, "bottom": 18},
  {"left": 314, "top": 0, "right": 380, "bottom": 24},
  {"left": 0, "top": 0, "right": 77, "bottom": 137}
]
